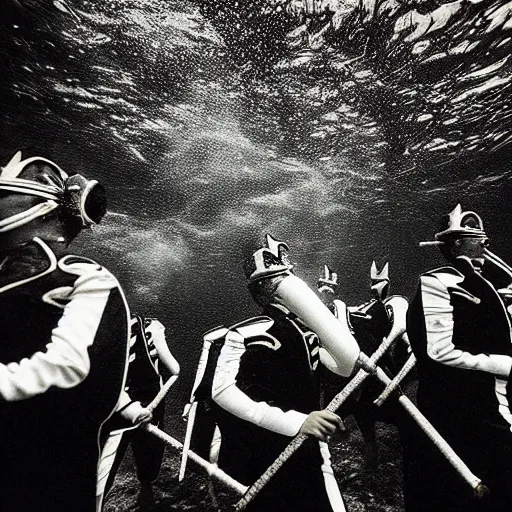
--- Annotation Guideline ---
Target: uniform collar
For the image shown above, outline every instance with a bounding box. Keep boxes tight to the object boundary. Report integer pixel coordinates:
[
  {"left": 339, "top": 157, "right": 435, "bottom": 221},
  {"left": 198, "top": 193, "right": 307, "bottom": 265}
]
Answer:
[{"left": 0, "top": 238, "right": 58, "bottom": 293}]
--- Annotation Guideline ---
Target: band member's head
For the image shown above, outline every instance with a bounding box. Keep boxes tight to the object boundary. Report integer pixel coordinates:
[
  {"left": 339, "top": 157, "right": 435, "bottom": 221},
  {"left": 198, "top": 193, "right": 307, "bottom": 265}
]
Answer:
[
  {"left": 0, "top": 152, "right": 106, "bottom": 251},
  {"left": 244, "top": 234, "right": 294, "bottom": 307},
  {"left": 370, "top": 261, "right": 389, "bottom": 301},
  {"left": 434, "top": 204, "right": 488, "bottom": 266},
  {"left": 317, "top": 264, "right": 338, "bottom": 308},
  {"left": 244, "top": 234, "right": 360, "bottom": 376}
]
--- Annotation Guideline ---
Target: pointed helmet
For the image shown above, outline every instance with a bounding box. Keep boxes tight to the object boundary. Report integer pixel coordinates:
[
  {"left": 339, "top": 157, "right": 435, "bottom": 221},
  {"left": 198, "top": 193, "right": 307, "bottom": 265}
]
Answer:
[
  {"left": 244, "top": 234, "right": 294, "bottom": 285},
  {"left": 434, "top": 204, "right": 486, "bottom": 241},
  {"left": 370, "top": 260, "right": 389, "bottom": 300},
  {"left": 317, "top": 264, "right": 338, "bottom": 294}
]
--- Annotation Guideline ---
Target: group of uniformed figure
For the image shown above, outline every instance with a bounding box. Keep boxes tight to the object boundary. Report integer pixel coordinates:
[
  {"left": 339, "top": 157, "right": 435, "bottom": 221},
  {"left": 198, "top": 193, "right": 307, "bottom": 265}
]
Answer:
[{"left": 0, "top": 151, "right": 511, "bottom": 512}]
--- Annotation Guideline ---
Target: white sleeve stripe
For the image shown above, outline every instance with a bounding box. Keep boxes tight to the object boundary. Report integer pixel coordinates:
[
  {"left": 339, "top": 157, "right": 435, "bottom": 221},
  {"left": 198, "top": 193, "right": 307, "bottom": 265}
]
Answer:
[
  {"left": 0, "top": 269, "right": 117, "bottom": 401},
  {"left": 421, "top": 274, "right": 512, "bottom": 377},
  {"left": 212, "top": 330, "right": 245, "bottom": 398},
  {"left": 214, "top": 385, "right": 307, "bottom": 437}
]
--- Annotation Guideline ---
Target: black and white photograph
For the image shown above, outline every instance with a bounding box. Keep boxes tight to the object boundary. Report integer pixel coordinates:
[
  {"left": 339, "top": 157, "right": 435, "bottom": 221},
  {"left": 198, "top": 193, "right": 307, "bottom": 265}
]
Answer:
[{"left": 1, "top": 1, "right": 512, "bottom": 511}]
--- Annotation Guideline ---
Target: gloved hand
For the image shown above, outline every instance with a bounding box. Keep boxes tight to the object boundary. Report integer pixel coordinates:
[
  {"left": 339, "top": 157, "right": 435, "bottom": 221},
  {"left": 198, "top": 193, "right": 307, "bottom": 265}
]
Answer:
[
  {"left": 299, "top": 410, "right": 344, "bottom": 442},
  {"left": 120, "top": 401, "right": 153, "bottom": 425}
]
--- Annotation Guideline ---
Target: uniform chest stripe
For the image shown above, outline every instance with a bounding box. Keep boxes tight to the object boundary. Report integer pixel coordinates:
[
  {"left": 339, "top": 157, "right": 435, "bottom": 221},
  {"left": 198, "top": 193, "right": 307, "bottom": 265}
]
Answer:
[{"left": 246, "top": 334, "right": 282, "bottom": 351}]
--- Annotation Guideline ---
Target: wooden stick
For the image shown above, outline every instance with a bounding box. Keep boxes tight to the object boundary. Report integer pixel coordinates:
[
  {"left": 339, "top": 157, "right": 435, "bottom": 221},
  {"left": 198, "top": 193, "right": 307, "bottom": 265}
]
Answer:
[
  {"left": 236, "top": 345, "right": 486, "bottom": 511},
  {"left": 179, "top": 401, "right": 198, "bottom": 481},
  {"left": 234, "top": 334, "right": 397, "bottom": 511},
  {"left": 372, "top": 366, "right": 485, "bottom": 497},
  {"left": 373, "top": 353, "right": 416, "bottom": 407},
  {"left": 144, "top": 424, "right": 248, "bottom": 495},
  {"left": 146, "top": 375, "right": 178, "bottom": 414}
]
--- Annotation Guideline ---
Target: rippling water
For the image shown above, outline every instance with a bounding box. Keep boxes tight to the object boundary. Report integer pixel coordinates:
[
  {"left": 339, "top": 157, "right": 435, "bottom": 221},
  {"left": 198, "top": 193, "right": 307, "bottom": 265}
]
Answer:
[{"left": 1, "top": 0, "right": 511, "bottom": 393}]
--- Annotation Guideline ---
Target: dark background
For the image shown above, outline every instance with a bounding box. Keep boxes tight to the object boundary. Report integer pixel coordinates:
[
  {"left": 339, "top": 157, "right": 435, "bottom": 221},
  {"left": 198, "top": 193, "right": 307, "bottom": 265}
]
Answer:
[
  {"left": 1, "top": 2, "right": 511, "bottom": 509},
  {"left": 2, "top": 1, "right": 510, "bottom": 397}
]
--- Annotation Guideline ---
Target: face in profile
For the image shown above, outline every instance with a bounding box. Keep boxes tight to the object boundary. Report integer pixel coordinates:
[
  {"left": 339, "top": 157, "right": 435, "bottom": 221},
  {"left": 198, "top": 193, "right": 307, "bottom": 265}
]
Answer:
[
  {"left": 319, "top": 288, "right": 335, "bottom": 308},
  {"left": 450, "top": 236, "right": 489, "bottom": 266}
]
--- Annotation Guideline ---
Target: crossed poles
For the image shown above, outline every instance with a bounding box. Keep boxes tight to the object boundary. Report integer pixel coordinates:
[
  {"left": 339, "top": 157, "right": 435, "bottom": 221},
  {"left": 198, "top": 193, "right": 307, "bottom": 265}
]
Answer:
[{"left": 142, "top": 331, "right": 487, "bottom": 508}]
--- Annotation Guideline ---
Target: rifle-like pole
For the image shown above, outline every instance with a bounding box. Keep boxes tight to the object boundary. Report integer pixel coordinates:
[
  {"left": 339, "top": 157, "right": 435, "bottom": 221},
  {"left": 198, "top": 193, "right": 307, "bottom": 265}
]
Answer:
[
  {"left": 234, "top": 333, "right": 397, "bottom": 511},
  {"left": 147, "top": 375, "right": 178, "bottom": 414},
  {"left": 179, "top": 401, "right": 198, "bottom": 481},
  {"left": 371, "top": 363, "right": 485, "bottom": 497},
  {"left": 374, "top": 352, "right": 416, "bottom": 407},
  {"left": 144, "top": 424, "right": 248, "bottom": 495},
  {"left": 235, "top": 346, "right": 486, "bottom": 511}
]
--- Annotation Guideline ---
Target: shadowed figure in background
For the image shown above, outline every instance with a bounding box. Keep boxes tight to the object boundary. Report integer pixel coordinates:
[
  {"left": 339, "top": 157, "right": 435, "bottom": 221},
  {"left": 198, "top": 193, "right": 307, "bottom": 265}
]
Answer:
[
  {"left": 97, "top": 315, "right": 180, "bottom": 509},
  {"left": 317, "top": 262, "right": 412, "bottom": 472},
  {"left": 187, "top": 234, "right": 363, "bottom": 511},
  {"left": 405, "top": 204, "right": 512, "bottom": 512},
  {"left": 0, "top": 152, "right": 130, "bottom": 512}
]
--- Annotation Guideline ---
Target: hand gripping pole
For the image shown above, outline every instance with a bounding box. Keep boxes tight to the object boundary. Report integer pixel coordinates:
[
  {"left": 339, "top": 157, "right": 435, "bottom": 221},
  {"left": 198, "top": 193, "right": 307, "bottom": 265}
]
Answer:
[{"left": 234, "top": 334, "right": 398, "bottom": 511}]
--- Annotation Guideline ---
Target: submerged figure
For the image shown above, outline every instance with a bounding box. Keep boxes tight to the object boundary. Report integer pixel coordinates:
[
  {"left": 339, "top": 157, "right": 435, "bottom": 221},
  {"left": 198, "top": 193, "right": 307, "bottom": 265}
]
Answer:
[
  {"left": 405, "top": 204, "right": 512, "bottom": 512},
  {"left": 317, "top": 263, "right": 339, "bottom": 309},
  {"left": 207, "top": 234, "right": 361, "bottom": 511},
  {"left": 97, "top": 315, "right": 180, "bottom": 507},
  {"left": 0, "top": 151, "right": 130, "bottom": 512},
  {"left": 318, "top": 261, "right": 411, "bottom": 470}
]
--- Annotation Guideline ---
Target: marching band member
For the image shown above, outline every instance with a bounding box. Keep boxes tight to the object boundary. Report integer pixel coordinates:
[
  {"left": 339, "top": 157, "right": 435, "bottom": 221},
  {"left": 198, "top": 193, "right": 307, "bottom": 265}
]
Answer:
[
  {"left": 0, "top": 151, "right": 130, "bottom": 512},
  {"left": 210, "top": 234, "right": 360, "bottom": 511},
  {"left": 406, "top": 205, "right": 512, "bottom": 512},
  {"left": 97, "top": 316, "right": 180, "bottom": 506},
  {"left": 317, "top": 261, "right": 411, "bottom": 470}
]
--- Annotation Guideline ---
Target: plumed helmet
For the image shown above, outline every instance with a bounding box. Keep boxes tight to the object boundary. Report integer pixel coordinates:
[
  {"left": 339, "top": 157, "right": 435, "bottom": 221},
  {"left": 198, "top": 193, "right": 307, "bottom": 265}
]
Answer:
[
  {"left": 434, "top": 204, "right": 486, "bottom": 241},
  {"left": 317, "top": 264, "right": 338, "bottom": 294},
  {"left": 0, "top": 151, "right": 106, "bottom": 234},
  {"left": 370, "top": 260, "right": 389, "bottom": 301},
  {"left": 244, "top": 234, "right": 294, "bottom": 285}
]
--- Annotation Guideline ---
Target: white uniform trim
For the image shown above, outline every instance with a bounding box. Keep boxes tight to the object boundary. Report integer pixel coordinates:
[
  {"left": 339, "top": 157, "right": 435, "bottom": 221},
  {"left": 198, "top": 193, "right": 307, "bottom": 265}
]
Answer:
[
  {"left": 421, "top": 273, "right": 512, "bottom": 377},
  {"left": 212, "top": 328, "right": 307, "bottom": 437},
  {"left": 319, "top": 441, "right": 347, "bottom": 512},
  {"left": 96, "top": 431, "right": 123, "bottom": 499},
  {"left": 494, "top": 378, "right": 512, "bottom": 431},
  {"left": 0, "top": 262, "right": 119, "bottom": 401},
  {"left": 0, "top": 238, "right": 57, "bottom": 293}
]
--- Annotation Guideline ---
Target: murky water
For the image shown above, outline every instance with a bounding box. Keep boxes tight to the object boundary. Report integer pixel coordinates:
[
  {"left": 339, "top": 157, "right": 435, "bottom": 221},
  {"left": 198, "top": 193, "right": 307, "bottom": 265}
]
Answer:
[{"left": 1, "top": 0, "right": 511, "bottom": 396}]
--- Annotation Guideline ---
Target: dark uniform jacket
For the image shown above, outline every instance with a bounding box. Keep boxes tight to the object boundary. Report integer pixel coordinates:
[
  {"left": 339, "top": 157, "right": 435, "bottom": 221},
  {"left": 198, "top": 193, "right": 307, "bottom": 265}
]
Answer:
[
  {"left": 405, "top": 263, "right": 512, "bottom": 511},
  {"left": 0, "top": 238, "right": 130, "bottom": 512},
  {"left": 211, "top": 304, "right": 341, "bottom": 512}
]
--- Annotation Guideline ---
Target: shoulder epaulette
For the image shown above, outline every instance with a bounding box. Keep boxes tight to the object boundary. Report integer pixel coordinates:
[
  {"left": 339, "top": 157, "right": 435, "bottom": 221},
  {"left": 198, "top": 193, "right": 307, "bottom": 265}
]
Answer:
[
  {"left": 230, "top": 315, "right": 274, "bottom": 339},
  {"left": 59, "top": 254, "right": 101, "bottom": 266},
  {"left": 346, "top": 299, "right": 373, "bottom": 316},
  {"left": 58, "top": 254, "right": 103, "bottom": 275},
  {"left": 203, "top": 325, "right": 229, "bottom": 342},
  {"left": 423, "top": 265, "right": 462, "bottom": 278},
  {"left": 383, "top": 294, "right": 409, "bottom": 304}
]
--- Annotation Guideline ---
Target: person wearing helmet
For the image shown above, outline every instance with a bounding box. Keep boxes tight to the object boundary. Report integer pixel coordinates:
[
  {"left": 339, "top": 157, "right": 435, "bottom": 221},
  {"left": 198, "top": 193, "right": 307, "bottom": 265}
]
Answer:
[
  {"left": 210, "top": 234, "right": 361, "bottom": 511},
  {"left": 97, "top": 315, "right": 180, "bottom": 506},
  {"left": 0, "top": 151, "right": 130, "bottom": 512},
  {"left": 317, "top": 261, "right": 411, "bottom": 472},
  {"left": 405, "top": 204, "right": 512, "bottom": 512}
]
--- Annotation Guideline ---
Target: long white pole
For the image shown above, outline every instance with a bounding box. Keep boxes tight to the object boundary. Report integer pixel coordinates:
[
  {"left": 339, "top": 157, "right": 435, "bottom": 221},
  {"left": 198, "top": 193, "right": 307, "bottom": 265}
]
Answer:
[
  {"left": 146, "top": 375, "right": 178, "bottom": 414},
  {"left": 144, "top": 424, "right": 248, "bottom": 495}
]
